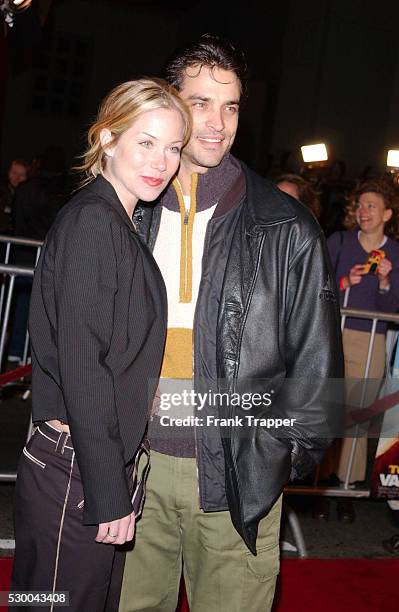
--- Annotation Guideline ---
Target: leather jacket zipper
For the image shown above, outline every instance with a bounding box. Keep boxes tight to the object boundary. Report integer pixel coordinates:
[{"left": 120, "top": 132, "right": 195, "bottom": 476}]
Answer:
[
  {"left": 193, "top": 215, "right": 215, "bottom": 510},
  {"left": 223, "top": 232, "right": 266, "bottom": 512}
]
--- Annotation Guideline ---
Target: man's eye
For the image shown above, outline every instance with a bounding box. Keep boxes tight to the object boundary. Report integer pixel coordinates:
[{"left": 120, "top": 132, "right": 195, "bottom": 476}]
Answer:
[
  {"left": 225, "top": 105, "right": 238, "bottom": 114},
  {"left": 193, "top": 102, "right": 205, "bottom": 109}
]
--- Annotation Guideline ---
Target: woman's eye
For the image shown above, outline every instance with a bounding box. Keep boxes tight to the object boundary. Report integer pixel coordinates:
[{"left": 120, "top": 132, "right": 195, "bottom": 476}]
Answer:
[
  {"left": 193, "top": 102, "right": 205, "bottom": 109},
  {"left": 140, "top": 141, "right": 152, "bottom": 148},
  {"left": 169, "top": 146, "right": 181, "bottom": 154}
]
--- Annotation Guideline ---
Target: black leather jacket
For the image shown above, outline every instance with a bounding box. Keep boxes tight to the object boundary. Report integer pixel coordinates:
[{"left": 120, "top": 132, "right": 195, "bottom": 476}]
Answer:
[{"left": 134, "top": 161, "right": 344, "bottom": 554}]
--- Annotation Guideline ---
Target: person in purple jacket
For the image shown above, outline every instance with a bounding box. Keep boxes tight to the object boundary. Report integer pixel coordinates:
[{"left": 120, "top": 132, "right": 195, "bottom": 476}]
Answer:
[{"left": 326, "top": 178, "right": 399, "bottom": 521}]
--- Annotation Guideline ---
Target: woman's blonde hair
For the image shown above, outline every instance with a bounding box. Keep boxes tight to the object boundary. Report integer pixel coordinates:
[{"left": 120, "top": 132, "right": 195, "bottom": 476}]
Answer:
[{"left": 77, "top": 78, "right": 191, "bottom": 185}]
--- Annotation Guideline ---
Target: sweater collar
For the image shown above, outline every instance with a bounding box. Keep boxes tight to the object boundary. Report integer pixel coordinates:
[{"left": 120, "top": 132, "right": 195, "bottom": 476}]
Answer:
[
  {"left": 161, "top": 154, "right": 242, "bottom": 213},
  {"left": 160, "top": 155, "right": 299, "bottom": 230}
]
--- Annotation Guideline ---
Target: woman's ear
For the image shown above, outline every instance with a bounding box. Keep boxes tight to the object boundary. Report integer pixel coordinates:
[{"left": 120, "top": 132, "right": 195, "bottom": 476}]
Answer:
[
  {"left": 384, "top": 207, "right": 393, "bottom": 223},
  {"left": 100, "top": 129, "right": 115, "bottom": 157}
]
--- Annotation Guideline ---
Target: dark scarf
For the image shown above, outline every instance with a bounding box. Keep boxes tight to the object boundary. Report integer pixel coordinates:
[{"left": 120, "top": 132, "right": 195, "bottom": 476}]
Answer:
[{"left": 161, "top": 154, "right": 243, "bottom": 212}]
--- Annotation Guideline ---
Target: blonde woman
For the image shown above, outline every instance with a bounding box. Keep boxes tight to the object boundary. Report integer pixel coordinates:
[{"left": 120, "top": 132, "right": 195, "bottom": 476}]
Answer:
[{"left": 11, "top": 79, "right": 190, "bottom": 611}]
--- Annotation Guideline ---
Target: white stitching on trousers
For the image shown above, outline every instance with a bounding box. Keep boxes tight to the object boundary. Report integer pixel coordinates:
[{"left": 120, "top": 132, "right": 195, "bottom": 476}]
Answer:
[
  {"left": 37, "top": 427, "right": 73, "bottom": 450},
  {"left": 22, "top": 447, "right": 46, "bottom": 469},
  {"left": 50, "top": 451, "right": 75, "bottom": 612},
  {"left": 61, "top": 434, "right": 70, "bottom": 455},
  {"left": 54, "top": 431, "right": 63, "bottom": 454}
]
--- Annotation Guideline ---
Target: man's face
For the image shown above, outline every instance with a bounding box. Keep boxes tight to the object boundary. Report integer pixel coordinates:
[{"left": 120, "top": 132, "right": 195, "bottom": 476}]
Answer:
[
  {"left": 8, "top": 162, "right": 27, "bottom": 188},
  {"left": 178, "top": 65, "right": 241, "bottom": 174}
]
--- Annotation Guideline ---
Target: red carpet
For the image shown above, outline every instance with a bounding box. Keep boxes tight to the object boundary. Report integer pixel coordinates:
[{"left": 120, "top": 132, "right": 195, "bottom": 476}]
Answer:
[
  {"left": 273, "top": 559, "right": 398, "bottom": 611},
  {"left": 0, "top": 558, "right": 12, "bottom": 612},
  {"left": 1, "top": 557, "right": 397, "bottom": 611}
]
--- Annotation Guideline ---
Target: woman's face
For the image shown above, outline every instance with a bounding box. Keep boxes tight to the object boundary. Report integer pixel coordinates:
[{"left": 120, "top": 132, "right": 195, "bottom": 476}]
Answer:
[
  {"left": 355, "top": 191, "right": 392, "bottom": 234},
  {"left": 277, "top": 180, "right": 299, "bottom": 200},
  {"left": 101, "top": 107, "right": 185, "bottom": 214}
]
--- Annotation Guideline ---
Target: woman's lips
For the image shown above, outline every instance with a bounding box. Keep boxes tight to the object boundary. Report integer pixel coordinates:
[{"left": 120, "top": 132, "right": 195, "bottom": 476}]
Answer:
[{"left": 142, "top": 176, "right": 163, "bottom": 187}]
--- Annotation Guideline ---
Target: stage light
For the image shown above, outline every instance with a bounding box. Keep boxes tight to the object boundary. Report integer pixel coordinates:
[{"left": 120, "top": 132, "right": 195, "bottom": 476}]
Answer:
[
  {"left": 12, "top": 0, "right": 32, "bottom": 8},
  {"left": 301, "top": 143, "right": 328, "bottom": 164},
  {"left": 1, "top": 0, "right": 32, "bottom": 28},
  {"left": 387, "top": 150, "right": 399, "bottom": 169}
]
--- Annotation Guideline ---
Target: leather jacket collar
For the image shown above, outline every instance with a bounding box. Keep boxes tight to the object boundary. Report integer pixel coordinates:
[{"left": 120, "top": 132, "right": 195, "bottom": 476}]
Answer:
[{"left": 240, "top": 161, "right": 297, "bottom": 233}]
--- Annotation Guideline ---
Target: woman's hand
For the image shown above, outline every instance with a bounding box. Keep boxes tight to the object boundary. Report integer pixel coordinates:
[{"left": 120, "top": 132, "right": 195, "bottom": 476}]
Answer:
[
  {"left": 378, "top": 257, "right": 392, "bottom": 289},
  {"left": 346, "top": 264, "right": 366, "bottom": 288},
  {"left": 95, "top": 510, "right": 136, "bottom": 545}
]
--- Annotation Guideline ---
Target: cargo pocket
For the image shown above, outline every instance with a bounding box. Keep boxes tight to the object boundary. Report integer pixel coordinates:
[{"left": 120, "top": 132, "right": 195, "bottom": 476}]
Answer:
[
  {"left": 242, "top": 543, "right": 280, "bottom": 609},
  {"left": 22, "top": 447, "right": 46, "bottom": 469}
]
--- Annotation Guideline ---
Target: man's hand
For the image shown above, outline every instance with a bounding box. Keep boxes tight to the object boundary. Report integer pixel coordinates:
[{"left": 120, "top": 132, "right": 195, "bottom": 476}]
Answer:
[{"left": 95, "top": 511, "right": 135, "bottom": 545}]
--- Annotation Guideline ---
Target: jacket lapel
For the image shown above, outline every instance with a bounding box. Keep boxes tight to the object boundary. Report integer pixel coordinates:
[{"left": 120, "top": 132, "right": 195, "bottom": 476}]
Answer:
[
  {"left": 217, "top": 163, "right": 297, "bottom": 384},
  {"left": 85, "top": 175, "right": 136, "bottom": 232}
]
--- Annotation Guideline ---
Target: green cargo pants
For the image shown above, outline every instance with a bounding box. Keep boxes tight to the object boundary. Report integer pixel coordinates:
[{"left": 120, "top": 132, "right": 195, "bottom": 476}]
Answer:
[{"left": 119, "top": 451, "right": 282, "bottom": 612}]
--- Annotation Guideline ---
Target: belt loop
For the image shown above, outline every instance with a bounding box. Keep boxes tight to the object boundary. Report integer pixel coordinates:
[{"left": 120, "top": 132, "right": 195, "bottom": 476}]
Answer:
[
  {"left": 61, "top": 434, "right": 70, "bottom": 455},
  {"left": 55, "top": 431, "right": 68, "bottom": 455}
]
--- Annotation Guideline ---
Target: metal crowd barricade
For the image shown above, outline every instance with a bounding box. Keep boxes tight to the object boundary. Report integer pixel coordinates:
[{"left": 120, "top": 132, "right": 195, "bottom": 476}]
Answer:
[
  {"left": 283, "top": 307, "right": 399, "bottom": 556},
  {"left": 286, "top": 307, "right": 399, "bottom": 500},
  {"left": 0, "top": 235, "right": 42, "bottom": 371},
  {"left": 0, "top": 236, "right": 42, "bottom": 483}
]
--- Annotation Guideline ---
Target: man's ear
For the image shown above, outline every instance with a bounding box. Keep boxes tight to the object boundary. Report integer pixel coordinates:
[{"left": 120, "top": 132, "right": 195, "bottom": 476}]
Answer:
[{"left": 100, "top": 128, "right": 115, "bottom": 157}]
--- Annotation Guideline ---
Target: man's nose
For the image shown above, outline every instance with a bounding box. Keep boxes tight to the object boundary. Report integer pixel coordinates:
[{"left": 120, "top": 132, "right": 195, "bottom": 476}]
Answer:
[{"left": 205, "top": 109, "right": 225, "bottom": 132}]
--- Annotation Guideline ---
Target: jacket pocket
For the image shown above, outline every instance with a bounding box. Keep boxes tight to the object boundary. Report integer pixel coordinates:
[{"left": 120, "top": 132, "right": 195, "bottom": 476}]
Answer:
[{"left": 22, "top": 447, "right": 46, "bottom": 469}]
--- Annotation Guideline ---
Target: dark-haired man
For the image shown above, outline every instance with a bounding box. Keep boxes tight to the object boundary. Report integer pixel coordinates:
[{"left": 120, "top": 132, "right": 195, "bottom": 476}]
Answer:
[{"left": 120, "top": 34, "right": 343, "bottom": 612}]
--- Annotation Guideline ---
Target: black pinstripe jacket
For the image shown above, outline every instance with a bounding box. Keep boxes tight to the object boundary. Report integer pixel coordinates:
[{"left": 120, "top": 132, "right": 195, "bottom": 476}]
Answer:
[{"left": 29, "top": 175, "right": 167, "bottom": 524}]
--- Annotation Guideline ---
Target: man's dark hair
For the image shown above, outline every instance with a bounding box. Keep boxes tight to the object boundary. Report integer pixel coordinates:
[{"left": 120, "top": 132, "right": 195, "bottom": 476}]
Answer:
[{"left": 164, "top": 33, "right": 247, "bottom": 95}]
